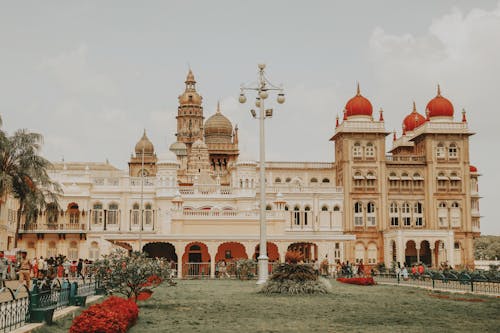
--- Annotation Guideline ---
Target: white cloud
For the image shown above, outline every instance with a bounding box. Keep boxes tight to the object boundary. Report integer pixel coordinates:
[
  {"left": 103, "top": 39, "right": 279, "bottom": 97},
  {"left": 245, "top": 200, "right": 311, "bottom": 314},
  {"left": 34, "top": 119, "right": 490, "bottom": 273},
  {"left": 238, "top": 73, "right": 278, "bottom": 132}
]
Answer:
[{"left": 368, "top": 2, "right": 500, "bottom": 235}]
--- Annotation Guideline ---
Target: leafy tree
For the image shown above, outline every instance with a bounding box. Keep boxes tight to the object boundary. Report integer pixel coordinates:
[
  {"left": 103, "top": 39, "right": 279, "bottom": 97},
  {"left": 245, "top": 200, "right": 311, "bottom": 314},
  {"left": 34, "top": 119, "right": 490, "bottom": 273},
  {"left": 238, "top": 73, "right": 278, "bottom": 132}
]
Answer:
[
  {"left": 0, "top": 117, "right": 61, "bottom": 247},
  {"left": 92, "top": 250, "right": 174, "bottom": 302},
  {"left": 474, "top": 236, "right": 500, "bottom": 260}
]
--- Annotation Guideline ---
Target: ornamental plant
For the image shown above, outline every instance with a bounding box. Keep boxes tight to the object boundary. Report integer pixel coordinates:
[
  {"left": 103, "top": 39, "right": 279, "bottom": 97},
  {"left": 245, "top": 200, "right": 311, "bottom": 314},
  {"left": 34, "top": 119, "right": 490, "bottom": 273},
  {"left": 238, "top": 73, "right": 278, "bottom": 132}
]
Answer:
[
  {"left": 336, "top": 277, "right": 376, "bottom": 286},
  {"left": 70, "top": 296, "right": 139, "bottom": 333},
  {"left": 260, "top": 251, "right": 329, "bottom": 295},
  {"left": 92, "top": 249, "right": 174, "bottom": 302}
]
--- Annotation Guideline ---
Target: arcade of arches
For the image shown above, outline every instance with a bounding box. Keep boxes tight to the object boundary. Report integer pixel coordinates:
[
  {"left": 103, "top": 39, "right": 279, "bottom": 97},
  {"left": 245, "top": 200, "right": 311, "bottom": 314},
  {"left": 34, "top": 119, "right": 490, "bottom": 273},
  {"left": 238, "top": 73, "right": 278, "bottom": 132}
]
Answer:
[{"left": 389, "top": 238, "right": 459, "bottom": 268}]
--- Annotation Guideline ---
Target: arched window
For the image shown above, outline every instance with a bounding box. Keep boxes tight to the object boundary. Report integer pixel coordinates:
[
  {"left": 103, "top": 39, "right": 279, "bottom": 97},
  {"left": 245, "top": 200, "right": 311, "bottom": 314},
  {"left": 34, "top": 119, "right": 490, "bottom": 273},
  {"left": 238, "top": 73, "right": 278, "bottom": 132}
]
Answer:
[
  {"left": 389, "top": 172, "right": 399, "bottom": 189},
  {"left": 90, "top": 241, "right": 100, "bottom": 260},
  {"left": 275, "top": 177, "right": 282, "bottom": 183},
  {"left": 355, "top": 243, "right": 365, "bottom": 263},
  {"left": 137, "top": 169, "right": 149, "bottom": 177},
  {"left": 436, "top": 143, "right": 445, "bottom": 159},
  {"left": 366, "top": 202, "right": 376, "bottom": 226},
  {"left": 68, "top": 241, "right": 78, "bottom": 260},
  {"left": 68, "top": 203, "right": 80, "bottom": 224},
  {"left": 353, "top": 142, "right": 362, "bottom": 158},
  {"left": 92, "top": 203, "right": 103, "bottom": 225},
  {"left": 414, "top": 202, "right": 423, "bottom": 226},
  {"left": 450, "top": 202, "right": 461, "bottom": 227},
  {"left": 310, "top": 177, "right": 318, "bottom": 183},
  {"left": 322, "top": 178, "right": 330, "bottom": 183},
  {"left": 293, "top": 206, "right": 300, "bottom": 226},
  {"left": 365, "top": 142, "right": 375, "bottom": 158},
  {"left": 390, "top": 202, "right": 399, "bottom": 226},
  {"left": 304, "top": 206, "right": 311, "bottom": 225},
  {"left": 450, "top": 172, "right": 461, "bottom": 190},
  {"left": 402, "top": 202, "right": 411, "bottom": 226},
  {"left": 108, "top": 203, "right": 119, "bottom": 225},
  {"left": 285, "top": 177, "right": 292, "bottom": 183},
  {"left": 47, "top": 241, "right": 57, "bottom": 258},
  {"left": 131, "top": 203, "right": 139, "bottom": 226},
  {"left": 145, "top": 203, "right": 153, "bottom": 226},
  {"left": 354, "top": 202, "right": 363, "bottom": 226},
  {"left": 353, "top": 172, "right": 364, "bottom": 187},
  {"left": 401, "top": 172, "right": 410, "bottom": 189},
  {"left": 284, "top": 205, "right": 289, "bottom": 211},
  {"left": 266, "top": 204, "right": 272, "bottom": 211},
  {"left": 321, "top": 205, "right": 329, "bottom": 211},
  {"left": 46, "top": 203, "right": 59, "bottom": 224},
  {"left": 333, "top": 205, "right": 340, "bottom": 211},
  {"left": 367, "top": 243, "right": 377, "bottom": 264},
  {"left": 448, "top": 143, "right": 458, "bottom": 159},
  {"left": 366, "top": 172, "right": 376, "bottom": 188},
  {"left": 438, "top": 202, "right": 448, "bottom": 227}
]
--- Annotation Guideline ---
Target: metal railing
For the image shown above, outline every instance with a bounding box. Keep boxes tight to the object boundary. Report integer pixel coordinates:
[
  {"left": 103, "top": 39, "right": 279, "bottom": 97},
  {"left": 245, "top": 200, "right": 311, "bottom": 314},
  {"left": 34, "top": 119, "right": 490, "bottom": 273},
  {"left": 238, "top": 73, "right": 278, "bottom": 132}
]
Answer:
[
  {"left": 183, "top": 263, "right": 211, "bottom": 279},
  {"left": 374, "top": 272, "right": 500, "bottom": 295},
  {"left": 0, "top": 286, "right": 30, "bottom": 333}
]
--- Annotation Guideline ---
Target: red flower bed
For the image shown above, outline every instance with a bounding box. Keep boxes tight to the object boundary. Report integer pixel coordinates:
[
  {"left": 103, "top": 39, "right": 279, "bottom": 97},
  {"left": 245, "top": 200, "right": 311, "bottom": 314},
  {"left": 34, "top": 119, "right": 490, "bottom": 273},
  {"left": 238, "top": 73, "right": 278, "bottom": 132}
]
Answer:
[
  {"left": 70, "top": 296, "right": 139, "bottom": 333},
  {"left": 140, "top": 274, "right": 163, "bottom": 287},
  {"left": 336, "top": 277, "right": 376, "bottom": 286}
]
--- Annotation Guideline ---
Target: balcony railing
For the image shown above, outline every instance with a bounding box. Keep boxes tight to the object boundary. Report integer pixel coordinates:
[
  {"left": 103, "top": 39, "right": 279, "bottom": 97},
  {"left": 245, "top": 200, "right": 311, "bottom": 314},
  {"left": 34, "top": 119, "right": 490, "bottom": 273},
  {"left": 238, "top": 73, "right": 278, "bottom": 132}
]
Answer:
[
  {"left": 385, "top": 155, "right": 426, "bottom": 163},
  {"left": 173, "top": 209, "right": 285, "bottom": 219},
  {"left": 20, "top": 223, "right": 87, "bottom": 232}
]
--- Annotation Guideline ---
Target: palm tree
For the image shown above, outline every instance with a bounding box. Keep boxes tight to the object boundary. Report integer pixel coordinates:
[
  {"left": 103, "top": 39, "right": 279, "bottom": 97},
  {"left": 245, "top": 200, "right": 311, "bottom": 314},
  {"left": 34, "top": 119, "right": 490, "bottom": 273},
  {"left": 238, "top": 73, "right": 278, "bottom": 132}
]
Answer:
[{"left": 0, "top": 116, "right": 61, "bottom": 248}]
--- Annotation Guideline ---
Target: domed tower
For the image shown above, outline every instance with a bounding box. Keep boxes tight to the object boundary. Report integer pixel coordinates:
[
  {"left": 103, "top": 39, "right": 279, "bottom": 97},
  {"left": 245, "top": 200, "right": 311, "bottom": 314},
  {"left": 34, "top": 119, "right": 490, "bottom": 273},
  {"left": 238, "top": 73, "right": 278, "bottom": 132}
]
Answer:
[
  {"left": 129, "top": 130, "right": 157, "bottom": 176},
  {"left": 204, "top": 102, "right": 239, "bottom": 183},
  {"left": 176, "top": 69, "right": 204, "bottom": 151},
  {"left": 425, "top": 84, "right": 454, "bottom": 121}
]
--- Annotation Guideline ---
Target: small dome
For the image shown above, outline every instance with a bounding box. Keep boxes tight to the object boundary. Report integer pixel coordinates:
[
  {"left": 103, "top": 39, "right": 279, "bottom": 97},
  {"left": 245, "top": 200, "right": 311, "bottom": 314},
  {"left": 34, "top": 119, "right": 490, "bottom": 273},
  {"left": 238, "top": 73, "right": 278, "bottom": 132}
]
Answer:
[
  {"left": 426, "top": 85, "right": 454, "bottom": 118},
  {"left": 205, "top": 102, "right": 233, "bottom": 144},
  {"left": 178, "top": 69, "right": 202, "bottom": 106},
  {"left": 169, "top": 141, "right": 188, "bottom": 156},
  {"left": 135, "top": 130, "right": 154, "bottom": 154},
  {"left": 345, "top": 83, "right": 373, "bottom": 118},
  {"left": 192, "top": 139, "right": 208, "bottom": 150},
  {"left": 403, "top": 102, "right": 426, "bottom": 132},
  {"left": 470, "top": 165, "right": 478, "bottom": 173}
]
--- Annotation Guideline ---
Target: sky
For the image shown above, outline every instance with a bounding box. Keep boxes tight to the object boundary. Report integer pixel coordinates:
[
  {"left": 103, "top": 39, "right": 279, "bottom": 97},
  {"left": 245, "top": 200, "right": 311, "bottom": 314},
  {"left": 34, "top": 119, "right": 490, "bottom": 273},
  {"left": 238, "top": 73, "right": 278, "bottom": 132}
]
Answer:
[{"left": 0, "top": 0, "right": 499, "bottom": 235}]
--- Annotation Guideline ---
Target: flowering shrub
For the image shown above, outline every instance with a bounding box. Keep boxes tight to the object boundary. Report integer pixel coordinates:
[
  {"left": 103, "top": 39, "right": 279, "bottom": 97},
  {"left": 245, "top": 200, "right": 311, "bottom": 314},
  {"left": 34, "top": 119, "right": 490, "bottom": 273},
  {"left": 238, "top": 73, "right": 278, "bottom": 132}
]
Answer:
[
  {"left": 140, "top": 274, "right": 162, "bottom": 287},
  {"left": 70, "top": 296, "right": 139, "bottom": 333},
  {"left": 336, "top": 277, "right": 376, "bottom": 286}
]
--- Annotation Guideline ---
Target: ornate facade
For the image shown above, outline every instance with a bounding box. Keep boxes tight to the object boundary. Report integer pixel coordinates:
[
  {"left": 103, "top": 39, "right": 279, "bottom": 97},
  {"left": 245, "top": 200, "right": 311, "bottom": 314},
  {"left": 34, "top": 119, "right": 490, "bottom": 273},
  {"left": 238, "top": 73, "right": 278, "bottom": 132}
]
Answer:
[{"left": 15, "top": 71, "right": 481, "bottom": 276}]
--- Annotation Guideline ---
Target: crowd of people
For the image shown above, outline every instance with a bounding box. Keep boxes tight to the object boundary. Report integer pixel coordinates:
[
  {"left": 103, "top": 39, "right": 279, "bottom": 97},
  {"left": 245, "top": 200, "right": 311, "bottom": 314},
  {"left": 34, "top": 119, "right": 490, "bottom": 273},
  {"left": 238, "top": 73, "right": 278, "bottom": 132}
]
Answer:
[{"left": 0, "top": 250, "right": 93, "bottom": 290}]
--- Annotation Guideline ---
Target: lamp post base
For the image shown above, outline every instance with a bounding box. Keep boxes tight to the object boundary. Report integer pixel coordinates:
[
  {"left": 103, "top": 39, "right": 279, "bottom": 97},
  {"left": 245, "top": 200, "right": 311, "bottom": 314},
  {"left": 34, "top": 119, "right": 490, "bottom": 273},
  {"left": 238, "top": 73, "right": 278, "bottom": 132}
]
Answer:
[{"left": 256, "top": 255, "right": 269, "bottom": 285}]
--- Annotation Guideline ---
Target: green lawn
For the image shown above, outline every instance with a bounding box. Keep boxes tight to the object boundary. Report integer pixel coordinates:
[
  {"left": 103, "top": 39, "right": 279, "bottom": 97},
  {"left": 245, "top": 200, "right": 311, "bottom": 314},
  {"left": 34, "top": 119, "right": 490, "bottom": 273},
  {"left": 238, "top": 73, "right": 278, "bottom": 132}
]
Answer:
[{"left": 36, "top": 279, "right": 499, "bottom": 333}]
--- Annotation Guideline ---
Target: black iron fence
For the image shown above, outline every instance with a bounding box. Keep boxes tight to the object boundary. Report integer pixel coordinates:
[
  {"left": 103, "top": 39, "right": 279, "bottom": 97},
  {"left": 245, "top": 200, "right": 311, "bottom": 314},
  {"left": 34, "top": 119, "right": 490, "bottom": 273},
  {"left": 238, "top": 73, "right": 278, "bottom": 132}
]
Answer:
[
  {"left": 0, "top": 279, "right": 98, "bottom": 332},
  {"left": 374, "top": 272, "right": 500, "bottom": 295}
]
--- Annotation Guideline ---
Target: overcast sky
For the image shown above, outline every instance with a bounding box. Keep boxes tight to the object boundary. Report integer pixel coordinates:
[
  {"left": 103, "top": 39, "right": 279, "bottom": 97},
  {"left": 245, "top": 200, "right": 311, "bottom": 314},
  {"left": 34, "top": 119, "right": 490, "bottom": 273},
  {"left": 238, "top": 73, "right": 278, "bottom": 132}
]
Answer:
[{"left": 1, "top": 1, "right": 499, "bottom": 235}]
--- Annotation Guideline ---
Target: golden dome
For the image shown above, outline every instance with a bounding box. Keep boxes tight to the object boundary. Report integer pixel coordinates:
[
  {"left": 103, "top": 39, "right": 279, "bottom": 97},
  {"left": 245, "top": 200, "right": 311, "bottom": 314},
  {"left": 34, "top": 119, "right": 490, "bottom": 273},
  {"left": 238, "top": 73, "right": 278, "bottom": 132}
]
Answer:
[
  {"left": 204, "top": 102, "right": 233, "bottom": 144},
  {"left": 135, "top": 130, "right": 154, "bottom": 154},
  {"left": 178, "top": 69, "right": 203, "bottom": 106}
]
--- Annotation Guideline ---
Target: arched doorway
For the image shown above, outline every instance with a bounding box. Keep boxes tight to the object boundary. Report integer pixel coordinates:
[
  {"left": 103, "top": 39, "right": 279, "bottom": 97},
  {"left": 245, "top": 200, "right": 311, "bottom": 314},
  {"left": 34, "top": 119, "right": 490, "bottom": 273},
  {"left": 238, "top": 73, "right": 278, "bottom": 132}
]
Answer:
[
  {"left": 287, "top": 242, "right": 318, "bottom": 262},
  {"left": 405, "top": 240, "right": 417, "bottom": 266},
  {"left": 216, "top": 242, "right": 248, "bottom": 262},
  {"left": 143, "top": 242, "right": 178, "bottom": 262},
  {"left": 254, "top": 242, "right": 280, "bottom": 262},
  {"left": 182, "top": 242, "right": 211, "bottom": 278},
  {"left": 420, "top": 240, "right": 431, "bottom": 266}
]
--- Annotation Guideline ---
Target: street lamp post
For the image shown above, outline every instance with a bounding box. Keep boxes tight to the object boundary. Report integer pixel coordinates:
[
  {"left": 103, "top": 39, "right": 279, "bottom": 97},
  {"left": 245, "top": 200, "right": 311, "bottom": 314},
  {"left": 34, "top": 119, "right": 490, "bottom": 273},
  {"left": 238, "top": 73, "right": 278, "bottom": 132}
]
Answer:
[
  {"left": 239, "top": 64, "right": 285, "bottom": 284},
  {"left": 139, "top": 146, "right": 144, "bottom": 252}
]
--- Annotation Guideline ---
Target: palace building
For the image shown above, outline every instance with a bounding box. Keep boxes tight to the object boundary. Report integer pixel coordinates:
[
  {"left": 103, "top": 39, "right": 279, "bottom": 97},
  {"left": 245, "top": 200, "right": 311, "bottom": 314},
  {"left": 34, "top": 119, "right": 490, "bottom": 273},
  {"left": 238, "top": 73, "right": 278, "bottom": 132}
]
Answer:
[{"left": 13, "top": 70, "right": 481, "bottom": 276}]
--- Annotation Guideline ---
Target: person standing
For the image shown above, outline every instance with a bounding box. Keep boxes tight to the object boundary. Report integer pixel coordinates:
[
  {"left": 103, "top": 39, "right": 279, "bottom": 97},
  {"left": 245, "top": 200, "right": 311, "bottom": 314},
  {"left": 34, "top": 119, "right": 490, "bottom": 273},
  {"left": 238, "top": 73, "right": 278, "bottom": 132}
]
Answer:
[
  {"left": 77, "top": 259, "right": 84, "bottom": 280},
  {"left": 19, "top": 251, "right": 32, "bottom": 289},
  {"left": 0, "top": 251, "right": 9, "bottom": 288}
]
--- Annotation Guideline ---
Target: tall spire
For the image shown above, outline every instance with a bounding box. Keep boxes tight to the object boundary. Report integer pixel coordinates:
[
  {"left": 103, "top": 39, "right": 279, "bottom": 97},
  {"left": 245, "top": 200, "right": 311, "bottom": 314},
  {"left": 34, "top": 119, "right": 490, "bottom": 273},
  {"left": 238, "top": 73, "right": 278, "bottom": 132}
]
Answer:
[
  {"left": 437, "top": 84, "right": 441, "bottom": 96},
  {"left": 216, "top": 100, "right": 221, "bottom": 114},
  {"left": 186, "top": 69, "right": 195, "bottom": 84},
  {"left": 412, "top": 101, "right": 417, "bottom": 113},
  {"left": 356, "top": 82, "right": 361, "bottom": 96}
]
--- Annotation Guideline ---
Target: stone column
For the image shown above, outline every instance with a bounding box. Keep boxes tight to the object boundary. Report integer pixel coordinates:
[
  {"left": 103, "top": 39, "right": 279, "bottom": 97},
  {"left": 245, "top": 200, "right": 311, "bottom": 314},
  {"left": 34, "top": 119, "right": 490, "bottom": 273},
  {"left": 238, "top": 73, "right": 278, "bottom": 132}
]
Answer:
[
  {"left": 207, "top": 242, "right": 218, "bottom": 279},
  {"left": 172, "top": 241, "right": 187, "bottom": 279},
  {"left": 277, "top": 242, "right": 288, "bottom": 263},
  {"left": 429, "top": 243, "right": 435, "bottom": 268},
  {"left": 416, "top": 243, "right": 421, "bottom": 263}
]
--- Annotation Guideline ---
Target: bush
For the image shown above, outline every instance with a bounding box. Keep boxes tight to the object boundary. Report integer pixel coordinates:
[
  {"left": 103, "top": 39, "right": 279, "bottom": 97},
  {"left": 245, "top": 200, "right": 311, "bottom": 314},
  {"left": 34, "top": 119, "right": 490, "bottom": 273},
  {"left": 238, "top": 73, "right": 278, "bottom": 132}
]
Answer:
[
  {"left": 285, "top": 251, "right": 303, "bottom": 264},
  {"left": 235, "top": 259, "right": 256, "bottom": 280},
  {"left": 70, "top": 296, "right": 139, "bottom": 333},
  {"left": 260, "top": 263, "right": 329, "bottom": 295}
]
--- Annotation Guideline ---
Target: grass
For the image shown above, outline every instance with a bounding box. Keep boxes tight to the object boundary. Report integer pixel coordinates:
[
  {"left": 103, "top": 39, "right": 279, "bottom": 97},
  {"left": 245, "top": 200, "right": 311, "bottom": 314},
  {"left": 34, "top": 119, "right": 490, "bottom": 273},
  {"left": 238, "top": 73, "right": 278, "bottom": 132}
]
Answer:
[{"left": 35, "top": 279, "right": 500, "bottom": 333}]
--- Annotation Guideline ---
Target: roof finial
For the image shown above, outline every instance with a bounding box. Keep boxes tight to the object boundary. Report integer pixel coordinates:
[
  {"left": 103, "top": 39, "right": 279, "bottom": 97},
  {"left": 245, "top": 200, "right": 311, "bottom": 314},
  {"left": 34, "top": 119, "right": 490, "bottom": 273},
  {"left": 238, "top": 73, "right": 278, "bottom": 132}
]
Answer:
[
  {"left": 437, "top": 84, "right": 441, "bottom": 96},
  {"left": 393, "top": 130, "right": 397, "bottom": 141},
  {"left": 143, "top": 128, "right": 147, "bottom": 137},
  {"left": 462, "top": 108, "right": 467, "bottom": 122},
  {"left": 379, "top": 108, "right": 384, "bottom": 121},
  {"left": 356, "top": 82, "right": 360, "bottom": 96},
  {"left": 412, "top": 101, "right": 417, "bottom": 112},
  {"left": 335, "top": 114, "right": 340, "bottom": 128},
  {"left": 216, "top": 100, "right": 221, "bottom": 114}
]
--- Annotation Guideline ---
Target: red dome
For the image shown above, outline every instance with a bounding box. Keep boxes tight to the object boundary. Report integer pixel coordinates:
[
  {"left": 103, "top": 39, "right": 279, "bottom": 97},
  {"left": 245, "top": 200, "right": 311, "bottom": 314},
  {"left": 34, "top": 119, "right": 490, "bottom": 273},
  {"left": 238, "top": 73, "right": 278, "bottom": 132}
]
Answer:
[
  {"left": 403, "top": 102, "right": 426, "bottom": 132},
  {"left": 345, "top": 84, "right": 373, "bottom": 117},
  {"left": 426, "top": 85, "right": 454, "bottom": 118},
  {"left": 470, "top": 165, "right": 477, "bottom": 172}
]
